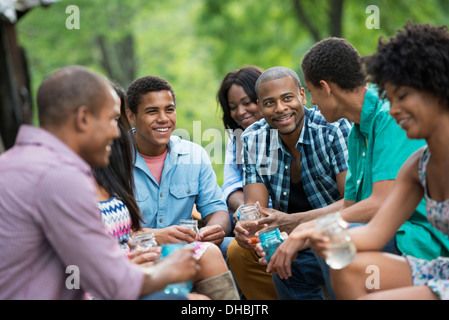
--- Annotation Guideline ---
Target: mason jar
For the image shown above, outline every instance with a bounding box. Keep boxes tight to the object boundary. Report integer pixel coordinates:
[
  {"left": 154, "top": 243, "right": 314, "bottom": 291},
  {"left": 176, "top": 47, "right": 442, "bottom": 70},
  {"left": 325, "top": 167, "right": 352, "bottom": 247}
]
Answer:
[
  {"left": 314, "top": 212, "right": 356, "bottom": 269},
  {"left": 259, "top": 228, "right": 284, "bottom": 264}
]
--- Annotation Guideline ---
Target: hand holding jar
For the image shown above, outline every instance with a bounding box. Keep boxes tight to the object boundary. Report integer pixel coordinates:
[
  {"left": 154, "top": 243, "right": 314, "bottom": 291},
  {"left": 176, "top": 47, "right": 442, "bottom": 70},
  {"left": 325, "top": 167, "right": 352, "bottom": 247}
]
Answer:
[{"left": 234, "top": 203, "right": 263, "bottom": 249}]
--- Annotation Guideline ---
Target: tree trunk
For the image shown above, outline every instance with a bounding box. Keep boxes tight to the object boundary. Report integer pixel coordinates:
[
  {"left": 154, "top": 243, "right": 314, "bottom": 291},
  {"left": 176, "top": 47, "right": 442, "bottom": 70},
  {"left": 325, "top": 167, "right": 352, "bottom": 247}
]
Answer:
[
  {"left": 0, "top": 21, "right": 32, "bottom": 152},
  {"left": 329, "top": 0, "right": 344, "bottom": 37},
  {"left": 292, "top": 0, "right": 322, "bottom": 42},
  {"left": 95, "top": 34, "right": 135, "bottom": 87},
  {"left": 291, "top": 0, "right": 345, "bottom": 41}
]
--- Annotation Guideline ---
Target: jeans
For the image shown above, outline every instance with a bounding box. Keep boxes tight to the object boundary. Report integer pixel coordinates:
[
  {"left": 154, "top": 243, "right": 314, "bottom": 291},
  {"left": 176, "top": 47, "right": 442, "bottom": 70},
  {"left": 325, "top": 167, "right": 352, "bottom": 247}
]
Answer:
[
  {"left": 317, "top": 223, "right": 401, "bottom": 300},
  {"left": 219, "top": 236, "right": 234, "bottom": 262},
  {"left": 219, "top": 211, "right": 236, "bottom": 261},
  {"left": 272, "top": 248, "right": 325, "bottom": 300}
]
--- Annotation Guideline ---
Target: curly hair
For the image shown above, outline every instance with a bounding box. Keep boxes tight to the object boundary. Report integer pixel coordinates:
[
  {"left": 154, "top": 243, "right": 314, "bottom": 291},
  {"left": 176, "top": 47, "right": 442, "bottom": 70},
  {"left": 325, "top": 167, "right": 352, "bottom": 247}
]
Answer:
[
  {"left": 126, "top": 75, "right": 176, "bottom": 114},
  {"left": 364, "top": 22, "right": 449, "bottom": 108},
  {"left": 301, "top": 37, "right": 366, "bottom": 90},
  {"left": 217, "top": 66, "right": 263, "bottom": 130}
]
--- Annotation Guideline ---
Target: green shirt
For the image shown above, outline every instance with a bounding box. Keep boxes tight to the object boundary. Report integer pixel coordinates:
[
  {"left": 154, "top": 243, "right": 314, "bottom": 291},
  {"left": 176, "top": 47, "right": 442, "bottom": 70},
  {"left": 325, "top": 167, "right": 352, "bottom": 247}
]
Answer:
[{"left": 345, "top": 85, "right": 449, "bottom": 259}]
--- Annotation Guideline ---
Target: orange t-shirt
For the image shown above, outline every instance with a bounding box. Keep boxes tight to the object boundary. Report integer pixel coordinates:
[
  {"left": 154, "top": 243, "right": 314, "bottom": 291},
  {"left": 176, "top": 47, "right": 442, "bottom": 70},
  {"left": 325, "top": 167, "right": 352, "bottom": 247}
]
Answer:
[{"left": 139, "top": 149, "right": 168, "bottom": 185}]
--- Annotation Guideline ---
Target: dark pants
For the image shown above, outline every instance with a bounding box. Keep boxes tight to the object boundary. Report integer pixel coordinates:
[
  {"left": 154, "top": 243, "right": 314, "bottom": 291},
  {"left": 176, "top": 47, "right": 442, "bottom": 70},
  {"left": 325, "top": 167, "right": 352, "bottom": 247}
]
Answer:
[{"left": 272, "top": 248, "right": 325, "bottom": 300}]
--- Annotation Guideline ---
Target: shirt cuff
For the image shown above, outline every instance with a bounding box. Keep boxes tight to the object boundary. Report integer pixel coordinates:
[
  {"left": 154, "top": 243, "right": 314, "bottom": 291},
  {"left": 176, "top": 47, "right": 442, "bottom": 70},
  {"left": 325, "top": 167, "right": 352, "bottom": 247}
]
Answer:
[{"left": 222, "top": 181, "right": 243, "bottom": 204}]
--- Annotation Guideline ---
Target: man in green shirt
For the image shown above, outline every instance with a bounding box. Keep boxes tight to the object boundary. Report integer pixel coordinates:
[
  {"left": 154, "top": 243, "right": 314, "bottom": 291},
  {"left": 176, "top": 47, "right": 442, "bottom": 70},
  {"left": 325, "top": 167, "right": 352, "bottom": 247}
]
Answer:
[{"left": 263, "top": 37, "right": 449, "bottom": 297}]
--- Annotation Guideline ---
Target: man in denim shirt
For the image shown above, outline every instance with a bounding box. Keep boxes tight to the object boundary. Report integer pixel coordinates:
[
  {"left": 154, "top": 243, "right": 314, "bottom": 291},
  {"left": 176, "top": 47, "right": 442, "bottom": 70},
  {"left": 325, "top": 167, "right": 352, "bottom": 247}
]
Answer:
[
  {"left": 227, "top": 66, "right": 352, "bottom": 299},
  {"left": 124, "top": 76, "right": 244, "bottom": 300},
  {"left": 125, "top": 76, "right": 231, "bottom": 246}
]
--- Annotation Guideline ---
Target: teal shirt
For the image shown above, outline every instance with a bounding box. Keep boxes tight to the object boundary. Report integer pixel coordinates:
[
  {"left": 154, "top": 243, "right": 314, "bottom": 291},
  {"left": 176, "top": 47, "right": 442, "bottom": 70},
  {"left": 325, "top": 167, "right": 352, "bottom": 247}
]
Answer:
[{"left": 345, "top": 86, "right": 449, "bottom": 259}]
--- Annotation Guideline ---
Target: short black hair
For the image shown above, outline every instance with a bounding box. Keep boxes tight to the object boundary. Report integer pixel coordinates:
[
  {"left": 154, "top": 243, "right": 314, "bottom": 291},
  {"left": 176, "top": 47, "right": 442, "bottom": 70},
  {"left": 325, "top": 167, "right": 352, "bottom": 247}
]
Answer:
[
  {"left": 126, "top": 75, "right": 176, "bottom": 114},
  {"left": 217, "top": 66, "right": 263, "bottom": 130},
  {"left": 364, "top": 22, "right": 449, "bottom": 108},
  {"left": 301, "top": 37, "right": 366, "bottom": 90},
  {"left": 255, "top": 66, "right": 302, "bottom": 98}
]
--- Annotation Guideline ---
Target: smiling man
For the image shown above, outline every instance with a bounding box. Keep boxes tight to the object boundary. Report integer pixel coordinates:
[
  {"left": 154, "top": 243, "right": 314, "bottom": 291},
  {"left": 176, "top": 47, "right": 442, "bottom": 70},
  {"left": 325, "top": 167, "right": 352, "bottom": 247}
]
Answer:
[
  {"left": 125, "top": 75, "right": 231, "bottom": 247},
  {"left": 0, "top": 66, "right": 204, "bottom": 300},
  {"left": 226, "top": 66, "right": 352, "bottom": 300},
  {"left": 124, "top": 76, "right": 242, "bottom": 299}
]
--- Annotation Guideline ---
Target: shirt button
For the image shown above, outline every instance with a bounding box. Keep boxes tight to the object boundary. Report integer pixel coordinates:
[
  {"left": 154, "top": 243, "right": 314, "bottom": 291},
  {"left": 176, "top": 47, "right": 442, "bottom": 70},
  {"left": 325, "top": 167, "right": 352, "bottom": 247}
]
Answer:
[
  {"left": 362, "top": 152, "right": 366, "bottom": 157},
  {"left": 285, "top": 165, "right": 288, "bottom": 169},
  {"left": 160, "top": 193, "right": 163, "bottom": 197},
  {"left": 159, "top": 218, "right": 163, "bottom": 223},
  {"left": 283, "top": 191, "right": 287, "bottom": 196},
  {"left": 357, "top": 180, "right": 361, "bottom": 184},
  {"left": 187, "top": 190, "right": 191, "bottom": 194}
]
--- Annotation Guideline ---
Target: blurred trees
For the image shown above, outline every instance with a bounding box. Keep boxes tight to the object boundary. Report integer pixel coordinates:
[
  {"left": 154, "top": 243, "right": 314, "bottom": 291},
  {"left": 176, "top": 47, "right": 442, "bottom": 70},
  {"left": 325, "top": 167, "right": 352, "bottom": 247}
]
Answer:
[
  {"left": 14, "top": 0, "right": 449, "bottom": 183},
  {"left": 198, "top": 0, "right": 449, "bottom": 76}
]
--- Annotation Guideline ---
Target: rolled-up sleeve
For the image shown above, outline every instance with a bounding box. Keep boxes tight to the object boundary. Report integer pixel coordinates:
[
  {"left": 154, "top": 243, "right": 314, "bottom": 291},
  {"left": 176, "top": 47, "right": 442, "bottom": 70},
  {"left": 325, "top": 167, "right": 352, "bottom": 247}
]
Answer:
[
  {"left": 330, "top": 119, "right": 351, "bottom": 175},
  {"left": 196, "top": 148, "right": 228, "bottom": 219},
  {"left": 222, "top": 141, "right": 243, "bottom": 203},
  {"left": 242, "top": 134, "right": 264, "bottom": 186}
]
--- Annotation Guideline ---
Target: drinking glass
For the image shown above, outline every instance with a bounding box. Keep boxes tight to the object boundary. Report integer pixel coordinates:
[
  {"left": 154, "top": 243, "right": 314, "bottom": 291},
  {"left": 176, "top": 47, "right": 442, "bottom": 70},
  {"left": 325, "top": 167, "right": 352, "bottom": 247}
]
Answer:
[
  {"left": 237, "top": 203, "right": 261, "bottom": 244},
  {"left": 314, "top": 212, "right": 356, "bottom": 269},
  {"left": 160, "top": 243, "right": 193, "bottom": 295},
  {"left": 179, "top": 219, "right": 199, "bottom": 235}
]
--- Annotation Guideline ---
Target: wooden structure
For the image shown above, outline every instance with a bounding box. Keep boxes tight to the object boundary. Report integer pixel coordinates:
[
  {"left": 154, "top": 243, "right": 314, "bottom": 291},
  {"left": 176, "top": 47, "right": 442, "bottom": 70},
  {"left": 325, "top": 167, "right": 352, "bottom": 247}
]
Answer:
[{"left": 0, "top": 0, "right": 59, "bottom": 153}]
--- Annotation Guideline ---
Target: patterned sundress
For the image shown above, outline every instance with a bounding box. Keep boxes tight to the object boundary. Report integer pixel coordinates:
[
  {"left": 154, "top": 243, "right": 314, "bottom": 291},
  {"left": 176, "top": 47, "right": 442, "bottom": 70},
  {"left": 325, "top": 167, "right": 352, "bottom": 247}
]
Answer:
[{"left": 405, "top": 146, "right": 449, "bottom": 299}]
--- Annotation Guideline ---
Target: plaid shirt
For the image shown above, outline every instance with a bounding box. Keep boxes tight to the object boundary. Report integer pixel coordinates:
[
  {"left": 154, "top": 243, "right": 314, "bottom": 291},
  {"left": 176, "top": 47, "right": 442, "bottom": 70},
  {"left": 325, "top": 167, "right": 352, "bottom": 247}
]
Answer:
[{"left": 242, "top": 106, "right": 351, "bottom": 212}]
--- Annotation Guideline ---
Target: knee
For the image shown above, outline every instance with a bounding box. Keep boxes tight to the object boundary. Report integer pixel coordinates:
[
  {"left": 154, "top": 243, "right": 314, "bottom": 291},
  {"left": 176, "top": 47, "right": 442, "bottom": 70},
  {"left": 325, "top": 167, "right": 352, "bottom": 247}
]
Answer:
[
  {"left": 197, "top": 243, "right": 228, "bottom": 277},
  {"left": 330, "top": 266, "right": 354, "bottom": 297},
  {"left": 202, "top": 243, "right": 226, "bottom": 265},
  {"left": 330, "top": 255, "right": 370, "bottom": 299}
]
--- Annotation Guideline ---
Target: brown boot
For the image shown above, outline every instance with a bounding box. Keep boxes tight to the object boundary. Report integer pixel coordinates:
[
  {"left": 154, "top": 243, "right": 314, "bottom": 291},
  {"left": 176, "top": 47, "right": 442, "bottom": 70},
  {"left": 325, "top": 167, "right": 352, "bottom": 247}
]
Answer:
[{"left": 194, "top": 271, "right": 240, "bottom": 300}]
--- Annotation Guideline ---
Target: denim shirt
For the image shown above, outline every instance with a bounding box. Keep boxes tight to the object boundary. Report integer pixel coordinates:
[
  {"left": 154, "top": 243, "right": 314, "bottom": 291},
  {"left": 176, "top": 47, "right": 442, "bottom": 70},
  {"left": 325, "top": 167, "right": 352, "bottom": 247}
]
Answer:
[
  {"left": 222, "top": 130, "right": 244, "bottom": 203},
  {"left": 133, "top": 135, "right": 227, "bottom": 228}
]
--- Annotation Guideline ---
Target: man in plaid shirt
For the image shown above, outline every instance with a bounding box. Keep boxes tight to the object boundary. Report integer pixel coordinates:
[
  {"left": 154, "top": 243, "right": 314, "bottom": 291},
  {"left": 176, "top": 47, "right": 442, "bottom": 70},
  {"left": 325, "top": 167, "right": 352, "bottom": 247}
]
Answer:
[{"left": 226, "top": 66, "right": 351, "bottom": 300}]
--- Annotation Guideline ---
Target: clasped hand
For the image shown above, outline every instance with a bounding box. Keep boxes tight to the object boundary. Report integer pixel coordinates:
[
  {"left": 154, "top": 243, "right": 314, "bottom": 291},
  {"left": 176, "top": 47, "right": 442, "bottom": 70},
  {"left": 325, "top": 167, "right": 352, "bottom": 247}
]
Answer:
[{"left": 153, "top": 225, "right": 225, "bottom": 246}]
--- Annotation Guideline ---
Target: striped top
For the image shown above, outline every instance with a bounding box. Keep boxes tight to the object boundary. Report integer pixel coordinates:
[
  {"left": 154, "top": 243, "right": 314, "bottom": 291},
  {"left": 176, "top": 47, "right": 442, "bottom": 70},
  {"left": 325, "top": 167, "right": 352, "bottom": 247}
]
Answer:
[{"left": 98, "top": 197, "right": 132, "bottom": 254}]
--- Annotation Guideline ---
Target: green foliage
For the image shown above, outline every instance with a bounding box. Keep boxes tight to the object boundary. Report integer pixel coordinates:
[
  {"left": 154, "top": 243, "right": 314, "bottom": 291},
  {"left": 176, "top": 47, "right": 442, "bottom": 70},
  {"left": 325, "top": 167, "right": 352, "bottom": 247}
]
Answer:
[
  {"left": 15, "top": 0, "right": 449, "bottom": 186},
  {"left": 197, "top": 0, "right": 309, "bottom": 75}
]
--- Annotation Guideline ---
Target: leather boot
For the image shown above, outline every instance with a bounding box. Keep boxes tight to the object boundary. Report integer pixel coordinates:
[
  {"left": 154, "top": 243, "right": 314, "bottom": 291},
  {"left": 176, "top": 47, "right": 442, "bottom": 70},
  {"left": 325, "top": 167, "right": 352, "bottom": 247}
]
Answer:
[{"left": 194, "top": 271, "right": 240, "bottom": 300}]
